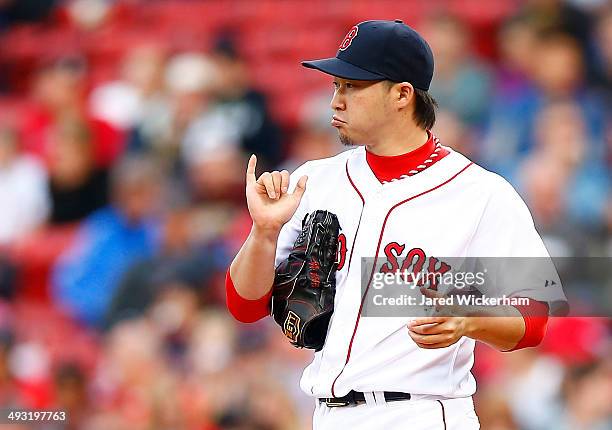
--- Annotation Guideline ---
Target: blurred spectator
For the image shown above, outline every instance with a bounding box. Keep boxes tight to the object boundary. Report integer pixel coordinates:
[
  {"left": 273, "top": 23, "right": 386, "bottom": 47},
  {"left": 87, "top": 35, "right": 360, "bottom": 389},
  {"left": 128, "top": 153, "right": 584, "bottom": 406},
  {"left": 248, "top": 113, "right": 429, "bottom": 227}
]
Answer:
[
  {"left": 532, "top": 33, "right": 587, "bottom": 99},
  {"left": 167, "top": 51, "right": 218, "bottom": 150},
  {"left": 186, "top": 148, "right": 246, "bottom": 202},
  {"left": 90, "top": 43, "right": 172, "bottom": 158},
  {"left": 432, "top": 109, "right": 477, "bottom": 159},
  {"left": 280, "top": 91, "right": 344, "bottom": 173},
  {"left": 516, "top": 0, "right": 593, "bottom": 54},
  {"left": 159, "top": 50, "right": 230, "bottom": 201},
  {"left": 177, "top": 38, "right": 283, "bottom": 202},
  {"left": 483, "top": 31, "right": 607, "bottom": 179},
  {"left": 105, "top": 208, "right": 223, "bottom": 328},
  {"left": 51, "top": 156, "right": 162, "bottom": 328},
  {"left": 517, "top": 101, "right": 609, "bottom": 251},
  {"left": 90, "top": 44, "right": 166, "bottom": 132},
  {"left": 551, "top": 359, "right": 612, "bottom": 430},
  {"left": 86, "top": 318, "right": 174, "bottom": 429},
  {"left": 66, "top": 0, "right": 111, "bottom": 31},
  {"left": 47, "top": 118, "right": 109, "bottom": 224},
  {"left": 187, "top": 310, "right": 237, "bottom": 378},
  {"left": 475, "top": 387, "right": 519, "bottom": 430},
  {"left": 207, "top": 35, "right": 283, "bottom": 169},
  {"left": 20, "top": 57, "right": 125, "bottom": 170},
  {"left": 0, "top": 126, "right": 49, "bottom": 246},
  {"left": 421, "top": 14, "right": 493, "bottom": 128},
  {"left": 53, "top": 362, "right": 90, "bottom": 430},
  {"left": 503, "top": 349, "right": 565, "bottom": 430},
  {"left": 495, "top": 16, "right": 539, "bottom": 102},
  {"left": 592, "top": 7, "right": 612, "bottom": 107},
  {"left": 242, "top": 377, "right": 301, "bottom": 430},
  {"left": 284, "top": 125, "right": 339, "bottom": 173},
  {"left": 147, "top": 283, "right": 201, "bottom": 366}
]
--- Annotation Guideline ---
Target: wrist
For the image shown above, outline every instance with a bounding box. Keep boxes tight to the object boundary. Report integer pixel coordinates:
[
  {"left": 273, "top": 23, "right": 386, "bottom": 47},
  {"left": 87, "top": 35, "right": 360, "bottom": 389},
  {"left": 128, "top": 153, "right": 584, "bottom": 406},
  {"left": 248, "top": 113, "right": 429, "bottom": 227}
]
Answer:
[
  {"left": 462, "top": 317, "right": 478, "bottom": 339},
  {"left": 251, "top": 224, "right": 282, "bottom": 242}
]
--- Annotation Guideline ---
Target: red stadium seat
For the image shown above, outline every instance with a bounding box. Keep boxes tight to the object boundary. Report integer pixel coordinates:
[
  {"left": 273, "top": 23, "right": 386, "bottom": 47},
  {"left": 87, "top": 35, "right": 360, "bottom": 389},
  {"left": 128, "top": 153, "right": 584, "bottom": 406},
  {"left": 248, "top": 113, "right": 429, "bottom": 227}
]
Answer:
[{"left": 12, "top": 225, "right": 80, "bottom": 303}]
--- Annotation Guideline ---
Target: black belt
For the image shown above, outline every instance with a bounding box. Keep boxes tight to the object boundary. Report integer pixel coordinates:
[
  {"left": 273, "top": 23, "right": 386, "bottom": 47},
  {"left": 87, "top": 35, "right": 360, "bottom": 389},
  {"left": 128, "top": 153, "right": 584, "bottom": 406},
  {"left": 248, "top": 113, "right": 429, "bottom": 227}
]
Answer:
[{"left": 319, "top": 391, "right": 411, "bottom": 407}]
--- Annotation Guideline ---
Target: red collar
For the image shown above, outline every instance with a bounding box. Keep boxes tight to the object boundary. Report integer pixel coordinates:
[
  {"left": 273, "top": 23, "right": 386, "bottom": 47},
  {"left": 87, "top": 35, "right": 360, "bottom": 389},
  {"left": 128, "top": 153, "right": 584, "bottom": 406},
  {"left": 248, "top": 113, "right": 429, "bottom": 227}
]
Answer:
[{"left": 365, "top": 132, "right": 448, "bottom": 183}]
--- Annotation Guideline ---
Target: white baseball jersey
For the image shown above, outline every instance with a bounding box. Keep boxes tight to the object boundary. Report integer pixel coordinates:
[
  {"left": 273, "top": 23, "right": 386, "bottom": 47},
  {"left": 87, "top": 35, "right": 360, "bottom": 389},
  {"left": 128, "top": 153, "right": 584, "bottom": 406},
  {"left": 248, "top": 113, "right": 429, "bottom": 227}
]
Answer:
[{"left": 274, "top": 143, "right": 560, "bottom": 401}]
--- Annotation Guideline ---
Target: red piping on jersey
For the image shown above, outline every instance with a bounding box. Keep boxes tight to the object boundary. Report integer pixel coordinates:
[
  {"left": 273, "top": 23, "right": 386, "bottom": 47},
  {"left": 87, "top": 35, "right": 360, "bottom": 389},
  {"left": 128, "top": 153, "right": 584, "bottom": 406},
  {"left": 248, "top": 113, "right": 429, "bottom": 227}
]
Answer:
[
  {"left": 437, "top": 400, "right": 447, "bottom": 429},
  {"left": 318, "top": 161, "right": 366, "bottom": 384},
  {"left": 345, "top": 160, "right": 365, "bottom": 273},
  {"left": 330, "top": 161, "right": 474, "bottom": 397}
]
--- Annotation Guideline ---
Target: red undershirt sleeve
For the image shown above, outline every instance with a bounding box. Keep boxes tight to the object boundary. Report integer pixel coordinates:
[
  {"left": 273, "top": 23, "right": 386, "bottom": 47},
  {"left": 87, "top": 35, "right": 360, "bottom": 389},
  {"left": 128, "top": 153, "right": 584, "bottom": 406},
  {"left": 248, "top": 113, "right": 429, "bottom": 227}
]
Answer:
[
  {"left": 505, "top": 299, "right": 549, "bottom": 351},
  {"left": 225, "top": 269, "right": 272, "bottom": 323}
]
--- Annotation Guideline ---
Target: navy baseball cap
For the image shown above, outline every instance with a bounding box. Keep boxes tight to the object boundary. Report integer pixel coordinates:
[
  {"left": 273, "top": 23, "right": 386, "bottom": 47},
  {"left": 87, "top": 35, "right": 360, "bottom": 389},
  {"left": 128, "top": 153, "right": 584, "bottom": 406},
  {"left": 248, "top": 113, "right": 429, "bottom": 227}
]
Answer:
[{"left": 302, "top": 20, "right": 434, "bottom": 91}]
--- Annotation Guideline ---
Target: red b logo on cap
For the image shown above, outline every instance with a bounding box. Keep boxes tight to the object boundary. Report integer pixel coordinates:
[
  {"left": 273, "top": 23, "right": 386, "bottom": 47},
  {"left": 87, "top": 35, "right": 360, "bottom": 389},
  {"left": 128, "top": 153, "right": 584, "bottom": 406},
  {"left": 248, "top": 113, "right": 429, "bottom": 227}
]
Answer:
[{"left": 339, "top": 26, "right": 358, "bottom": 51}]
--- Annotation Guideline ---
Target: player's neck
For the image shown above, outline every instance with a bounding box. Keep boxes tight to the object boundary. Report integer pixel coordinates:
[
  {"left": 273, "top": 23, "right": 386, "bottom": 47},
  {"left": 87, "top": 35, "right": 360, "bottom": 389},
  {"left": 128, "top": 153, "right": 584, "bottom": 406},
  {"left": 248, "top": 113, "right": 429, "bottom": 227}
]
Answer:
[{"left": 365, "top": 127, "right": 429, "bottom": 157}]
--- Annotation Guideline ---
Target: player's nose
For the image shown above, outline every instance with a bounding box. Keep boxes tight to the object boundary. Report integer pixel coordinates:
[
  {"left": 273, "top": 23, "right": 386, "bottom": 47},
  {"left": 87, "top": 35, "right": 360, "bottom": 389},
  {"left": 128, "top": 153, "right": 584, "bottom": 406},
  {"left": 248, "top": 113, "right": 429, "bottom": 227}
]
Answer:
[{"left": 330, "top": 90, "right": 345, "bottom": 111}]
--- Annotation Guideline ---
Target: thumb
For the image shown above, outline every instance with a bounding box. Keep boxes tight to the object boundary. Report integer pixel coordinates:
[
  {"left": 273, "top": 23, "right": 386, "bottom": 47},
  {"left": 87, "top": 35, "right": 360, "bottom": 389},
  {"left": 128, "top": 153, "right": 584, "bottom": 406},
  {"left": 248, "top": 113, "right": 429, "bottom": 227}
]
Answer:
[
  {"left": 420, "top": 286, "right": 443, "bottom": 299},
  {"left": 292, "top": 175, "right": 308, "bottom": 197}
]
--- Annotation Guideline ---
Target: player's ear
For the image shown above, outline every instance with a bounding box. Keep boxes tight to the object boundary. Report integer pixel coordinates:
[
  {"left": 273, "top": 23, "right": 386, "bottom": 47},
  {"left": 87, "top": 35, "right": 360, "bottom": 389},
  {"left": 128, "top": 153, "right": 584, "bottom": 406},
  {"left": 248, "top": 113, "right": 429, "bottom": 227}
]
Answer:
[{"left": 396, "top": 82, "right": 414, "bottom": 109}]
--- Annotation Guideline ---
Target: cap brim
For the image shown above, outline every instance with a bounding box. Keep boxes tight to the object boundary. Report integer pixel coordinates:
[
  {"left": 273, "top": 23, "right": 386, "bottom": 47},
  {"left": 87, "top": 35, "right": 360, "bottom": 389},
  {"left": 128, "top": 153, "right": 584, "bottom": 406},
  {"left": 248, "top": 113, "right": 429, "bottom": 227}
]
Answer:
[{"left": 301, "top": 57, "right": 386, "bottom": 81}]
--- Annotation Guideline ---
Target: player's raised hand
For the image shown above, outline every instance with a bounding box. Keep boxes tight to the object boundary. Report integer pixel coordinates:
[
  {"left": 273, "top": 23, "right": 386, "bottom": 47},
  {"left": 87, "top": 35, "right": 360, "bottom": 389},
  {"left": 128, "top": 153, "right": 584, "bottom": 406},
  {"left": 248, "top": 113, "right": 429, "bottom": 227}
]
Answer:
[{"left": 245, "top": 154, "right": 308, "bottom": 232}]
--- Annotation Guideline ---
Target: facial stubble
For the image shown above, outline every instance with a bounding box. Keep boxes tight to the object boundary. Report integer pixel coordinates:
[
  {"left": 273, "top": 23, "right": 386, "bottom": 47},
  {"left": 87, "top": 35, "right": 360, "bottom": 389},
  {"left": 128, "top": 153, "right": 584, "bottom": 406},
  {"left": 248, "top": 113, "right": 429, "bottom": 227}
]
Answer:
[{"left": 338, "top": 131, "right": 356, "bottom": 147}]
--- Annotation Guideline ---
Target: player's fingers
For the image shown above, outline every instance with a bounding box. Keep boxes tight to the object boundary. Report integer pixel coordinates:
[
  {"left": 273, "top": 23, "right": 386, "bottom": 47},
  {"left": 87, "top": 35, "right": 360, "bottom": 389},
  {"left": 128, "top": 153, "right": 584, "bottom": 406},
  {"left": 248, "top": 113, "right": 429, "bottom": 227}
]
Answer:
[
  {"left": 408, "top": 330, "right": 451, "bottom": 346},
  {"left": 409, "top": 317, "right": 447, "bottom": 327},
  {"left": 246, "top": 154, "right": 257, "bottom": 185},
  {"left": 413, "top": 341, "right": 454, "bottom": 349},
  {"left": 417, "top": 336, "right": 459, "bottom": 349},
  {"left": 271, "top": 171, "right": 282, "bottom": 200},
  {"left": 407, "top": 331, "right": 437, "bottom": 345},
  {"left": 292, "top": 175, "right": 308, "bottom": 199},
  {"left": 280, "top": 170, "right": 290, "bottom": 194},
  {"left": 408, "top": 322, "right": 443, "bottom": 335},
  {"left": 258, "top": 172, "right": 276, "bottom": 199}
]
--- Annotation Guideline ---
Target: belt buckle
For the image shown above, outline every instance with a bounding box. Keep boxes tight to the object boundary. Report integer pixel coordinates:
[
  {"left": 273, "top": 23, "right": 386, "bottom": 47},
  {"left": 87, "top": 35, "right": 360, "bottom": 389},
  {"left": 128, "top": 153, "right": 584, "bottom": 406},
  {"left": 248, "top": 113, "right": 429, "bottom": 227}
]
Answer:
[{"left": 324, "top": 398, "right": 350, "bottom": 407}]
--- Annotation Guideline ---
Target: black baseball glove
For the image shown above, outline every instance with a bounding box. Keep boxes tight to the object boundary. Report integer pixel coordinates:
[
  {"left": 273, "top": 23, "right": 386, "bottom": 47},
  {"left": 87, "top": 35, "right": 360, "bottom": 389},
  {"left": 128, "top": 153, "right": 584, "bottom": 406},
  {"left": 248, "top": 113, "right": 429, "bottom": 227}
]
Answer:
[{"left": 271, "top": 210, "right": 340, "bottom": 351}]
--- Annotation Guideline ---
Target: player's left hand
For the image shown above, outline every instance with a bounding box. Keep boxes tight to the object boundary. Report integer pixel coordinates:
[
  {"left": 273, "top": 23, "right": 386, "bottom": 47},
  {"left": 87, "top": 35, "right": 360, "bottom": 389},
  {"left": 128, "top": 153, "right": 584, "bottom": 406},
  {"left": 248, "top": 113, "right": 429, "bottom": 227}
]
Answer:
[{"left": 407, "top": 287, "right": 469, "bottom": 349}]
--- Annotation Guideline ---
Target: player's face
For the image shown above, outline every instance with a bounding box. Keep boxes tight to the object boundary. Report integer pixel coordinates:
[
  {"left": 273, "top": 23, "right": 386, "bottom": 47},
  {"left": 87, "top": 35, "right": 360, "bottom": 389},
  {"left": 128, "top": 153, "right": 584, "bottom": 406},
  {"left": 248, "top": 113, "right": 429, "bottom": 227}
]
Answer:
[{"left": 330, "top": 77, "right": 393, "bottom": 146}]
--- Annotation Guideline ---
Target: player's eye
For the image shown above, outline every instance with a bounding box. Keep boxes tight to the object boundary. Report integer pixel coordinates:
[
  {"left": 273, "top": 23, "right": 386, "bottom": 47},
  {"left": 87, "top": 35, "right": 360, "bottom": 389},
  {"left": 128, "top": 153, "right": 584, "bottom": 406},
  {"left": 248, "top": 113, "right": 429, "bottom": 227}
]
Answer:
[
  {"left": 332, "top": 81, "right": 340, "bottom": 90},
  {"left": 345, "top": 82, "right": 354, "bottom": 89}
]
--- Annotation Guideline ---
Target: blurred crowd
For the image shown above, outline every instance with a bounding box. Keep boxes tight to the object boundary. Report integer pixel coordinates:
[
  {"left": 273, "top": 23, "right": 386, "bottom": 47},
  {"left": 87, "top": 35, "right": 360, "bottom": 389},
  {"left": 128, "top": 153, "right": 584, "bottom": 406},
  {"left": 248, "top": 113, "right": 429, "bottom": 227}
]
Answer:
[{"left": 0, "top": 0, "right": 610, "bottom": 429}]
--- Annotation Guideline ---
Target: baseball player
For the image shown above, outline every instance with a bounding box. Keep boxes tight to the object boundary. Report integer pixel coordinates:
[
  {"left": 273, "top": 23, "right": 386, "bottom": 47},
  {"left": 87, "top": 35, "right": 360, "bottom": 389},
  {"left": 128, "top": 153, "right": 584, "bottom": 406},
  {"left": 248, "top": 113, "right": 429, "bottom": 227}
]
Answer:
[{"left": 226, "top": 20, "right": 559, "bottom": 429}]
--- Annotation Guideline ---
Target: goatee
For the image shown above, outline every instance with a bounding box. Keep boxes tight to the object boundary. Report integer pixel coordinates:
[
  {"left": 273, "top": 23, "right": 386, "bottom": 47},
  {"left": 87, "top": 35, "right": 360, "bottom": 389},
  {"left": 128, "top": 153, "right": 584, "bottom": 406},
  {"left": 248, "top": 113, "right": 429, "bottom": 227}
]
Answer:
[{"left": 339, "top": 133, "right": 356, "bottom": 147}]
